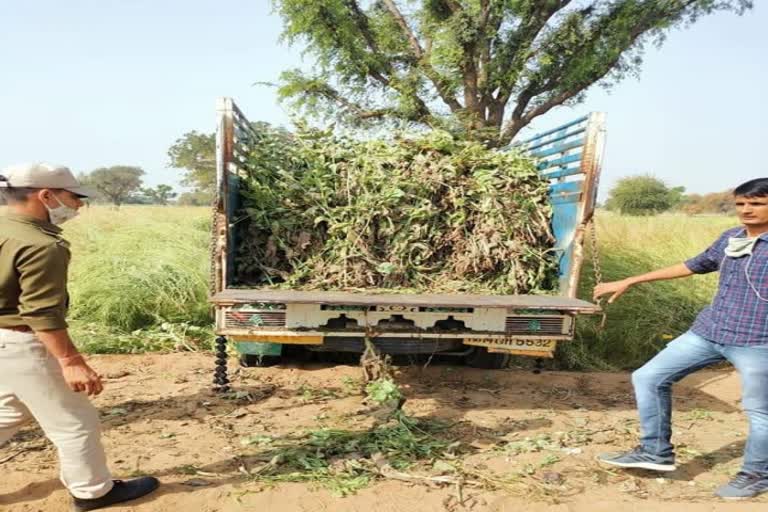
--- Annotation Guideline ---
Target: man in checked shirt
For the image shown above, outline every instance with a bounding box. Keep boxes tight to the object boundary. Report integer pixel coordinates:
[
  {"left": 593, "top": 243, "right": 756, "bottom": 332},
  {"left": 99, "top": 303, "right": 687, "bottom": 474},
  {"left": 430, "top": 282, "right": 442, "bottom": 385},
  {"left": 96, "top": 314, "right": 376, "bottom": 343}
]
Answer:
[{"left": 593, "top": 178, "right": 768, "bottom": 499}]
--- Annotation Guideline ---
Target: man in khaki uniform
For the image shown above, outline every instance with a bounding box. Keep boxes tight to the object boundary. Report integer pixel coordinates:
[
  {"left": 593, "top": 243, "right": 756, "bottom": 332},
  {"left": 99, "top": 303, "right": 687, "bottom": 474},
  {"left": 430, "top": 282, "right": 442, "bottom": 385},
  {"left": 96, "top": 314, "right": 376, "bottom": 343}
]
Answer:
[{"left": 0, "top": 163, "right": 158, "bottom": 511}]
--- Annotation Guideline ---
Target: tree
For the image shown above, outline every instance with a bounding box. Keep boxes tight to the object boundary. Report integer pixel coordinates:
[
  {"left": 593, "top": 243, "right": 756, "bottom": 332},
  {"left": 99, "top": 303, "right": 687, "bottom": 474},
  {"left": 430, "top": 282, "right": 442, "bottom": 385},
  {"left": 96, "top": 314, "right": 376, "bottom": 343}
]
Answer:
[
  {"left": 606, "top": 175, "right": 679, "bottom": 216},
  {"left": 272, "top": 0, "right": 751, "bottom": 146},
  {"left": 141, "top": 184, "right": 177, "bottom": 205},
  {"left": 168, "top": 122, "right": 293, "bottom": 193},
  {"left": 667, "top": 185, "right": 687, "bottom": 210},
  {"left": 167, "top": 131, "right": 215, "bottom": 193},
  {"left": 84, "top": 166, "right": 144, "bottom": 208},
  {"left": 177, "top": 190, "right": 215, "bottom": 206},
  {"left": 680, "top": 190, "right": 735, "bottom": 215}
]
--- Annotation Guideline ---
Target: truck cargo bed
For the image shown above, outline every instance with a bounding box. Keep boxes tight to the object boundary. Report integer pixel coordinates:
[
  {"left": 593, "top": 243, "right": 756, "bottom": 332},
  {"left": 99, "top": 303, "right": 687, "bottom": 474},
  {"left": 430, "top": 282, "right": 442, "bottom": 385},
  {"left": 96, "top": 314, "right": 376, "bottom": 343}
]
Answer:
[{"left": 209, "top": 98, "right": 606, "bottom": 367}]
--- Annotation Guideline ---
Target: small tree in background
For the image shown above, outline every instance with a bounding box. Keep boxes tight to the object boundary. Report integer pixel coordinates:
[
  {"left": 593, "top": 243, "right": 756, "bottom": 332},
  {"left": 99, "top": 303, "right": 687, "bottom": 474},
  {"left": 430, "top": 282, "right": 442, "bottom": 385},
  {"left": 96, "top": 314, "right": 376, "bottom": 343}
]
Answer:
[
  {"left": 606, "top": 175, "right": 681, "bottom": 216},
  {"left": 141, "top": 184, "right": 177, "bottom": 205},
  {"left": 83, "top": 166, "right": 144, "bottom": 208},
  {"left": 177, "top": 190, "right": 214, "bottom": 206},
  {"left": 168, "top": 122, "right": 294, "bottom": 195},
  {"left": 167, "top": 131, "right": 216, "bottom": 193},
  {"left": 667, "top": 186, "right": 687, "bottom": 210}
]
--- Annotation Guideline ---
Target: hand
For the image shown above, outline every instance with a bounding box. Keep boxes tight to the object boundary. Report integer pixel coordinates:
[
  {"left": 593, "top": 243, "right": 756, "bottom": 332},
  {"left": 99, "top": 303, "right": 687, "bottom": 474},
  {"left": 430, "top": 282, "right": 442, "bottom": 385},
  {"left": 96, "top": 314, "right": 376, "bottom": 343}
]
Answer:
[
  {"left": 593, "top": 279, "right": 633, "bottom": 304},
  {"left": 58, "top": 356, "right": 104, "bottom": 396}
]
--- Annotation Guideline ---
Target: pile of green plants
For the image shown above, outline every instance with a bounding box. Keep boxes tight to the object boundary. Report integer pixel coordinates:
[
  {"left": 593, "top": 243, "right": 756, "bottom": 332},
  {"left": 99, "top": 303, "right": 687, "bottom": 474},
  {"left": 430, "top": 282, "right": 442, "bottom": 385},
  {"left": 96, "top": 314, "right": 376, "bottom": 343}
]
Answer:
[{"left": 234, "top": 128, "right": 558, "bottom": 294}]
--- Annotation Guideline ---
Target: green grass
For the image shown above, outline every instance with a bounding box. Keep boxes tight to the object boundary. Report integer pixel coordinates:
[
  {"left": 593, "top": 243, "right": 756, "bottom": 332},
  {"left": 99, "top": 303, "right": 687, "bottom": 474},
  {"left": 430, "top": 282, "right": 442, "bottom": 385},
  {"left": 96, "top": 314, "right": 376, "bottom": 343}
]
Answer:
[
  {"left": 563, "top": 212, "right": 734, "bottom": 370},
  {"left": 64, "top": 205, "right": 213, "bottom": 352},
  {"left": 25, "top": 205, "right": 733, "bottom": 367}
]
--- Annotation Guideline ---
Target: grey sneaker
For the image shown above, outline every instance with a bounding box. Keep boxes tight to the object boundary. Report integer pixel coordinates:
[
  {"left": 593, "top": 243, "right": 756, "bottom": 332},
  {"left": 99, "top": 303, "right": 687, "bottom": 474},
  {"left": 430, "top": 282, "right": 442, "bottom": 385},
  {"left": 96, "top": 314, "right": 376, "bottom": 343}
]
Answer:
[
  {"left": 597, "top": 446, "right": 676, "bottom": 472},
  {"left": 715, "top": 472, "right": 768, "bottom": 500}
]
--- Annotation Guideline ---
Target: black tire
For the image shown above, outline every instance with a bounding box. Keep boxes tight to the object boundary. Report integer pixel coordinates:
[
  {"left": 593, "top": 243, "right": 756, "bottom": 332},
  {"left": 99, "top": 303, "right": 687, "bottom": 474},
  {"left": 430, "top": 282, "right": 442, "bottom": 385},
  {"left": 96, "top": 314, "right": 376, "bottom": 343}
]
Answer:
[
  {"left": 464, "top": 347, "right": 510, "bottom": 369},
  {"left": 239, "top": 354, "right": 281, "bottom": 368},
  {"left": 317, "top": 351, "right": 360, "bottom": 365}
]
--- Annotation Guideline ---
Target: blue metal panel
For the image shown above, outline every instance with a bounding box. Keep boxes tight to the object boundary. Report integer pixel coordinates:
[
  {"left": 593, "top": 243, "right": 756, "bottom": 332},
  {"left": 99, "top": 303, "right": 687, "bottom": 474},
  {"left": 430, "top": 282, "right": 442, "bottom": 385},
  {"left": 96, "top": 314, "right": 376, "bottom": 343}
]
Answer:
[
  {"left": 529, "top": 139, "right": 584, "bottom": 159},
  {"left": 526, "top": 127, "right": 587, "bottom": 152},
  {"left": 538, "top": 153, "right": 582, "bottom": 170},
  {"left": 518, "top": 115, "right": 589, "bottom": 145},
  {"left": 515, "top": 114, "right": 597, "bottom": 296},
  {"left": 542, "top": 166, "right": 583, "bottom": 180},
  {"left": 550, "top": 201, "right": 580, "bottom": 287},
  {"left": 550, "top": 194, "right": 583, "bottom": 205},
  {"left": 549, "top": 181, "right": 583, "bottom": 196}
]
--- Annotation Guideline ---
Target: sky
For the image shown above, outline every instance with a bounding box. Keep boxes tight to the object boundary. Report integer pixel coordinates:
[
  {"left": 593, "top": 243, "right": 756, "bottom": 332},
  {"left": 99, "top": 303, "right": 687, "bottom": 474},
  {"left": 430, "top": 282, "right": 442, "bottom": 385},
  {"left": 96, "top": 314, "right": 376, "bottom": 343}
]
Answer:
[{"left": 1, "top": 1, "right": 766, "bottom": 200}]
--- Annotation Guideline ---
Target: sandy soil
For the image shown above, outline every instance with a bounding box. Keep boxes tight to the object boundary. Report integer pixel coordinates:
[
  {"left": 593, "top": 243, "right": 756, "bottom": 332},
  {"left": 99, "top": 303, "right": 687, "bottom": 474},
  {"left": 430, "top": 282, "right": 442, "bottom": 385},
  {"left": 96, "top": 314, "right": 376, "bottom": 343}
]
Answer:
[{"left": 1, "top": 353, "right": 765, "bottom": 512}]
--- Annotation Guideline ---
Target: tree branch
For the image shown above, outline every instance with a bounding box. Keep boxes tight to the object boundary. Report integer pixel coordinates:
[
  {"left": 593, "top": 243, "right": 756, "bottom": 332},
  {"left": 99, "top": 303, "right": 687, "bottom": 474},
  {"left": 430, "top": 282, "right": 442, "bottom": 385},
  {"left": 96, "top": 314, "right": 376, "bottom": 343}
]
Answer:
[
  {"left": 342, "top": 0, "right": 391, "bottom": 87},
  {"left": 499, "top": 13, "right": 650, "bottom": 145},
  {"left": 381, "top": 0, "right": 423, "bottom": 59},
  {"left": 381, "top": 0, "right": 463, "bottom": 112},
  {"left": 444, "top": 0, "right": 462, "bottom": 13},
  {"left": 493, "top": 1, "right": 573, "bottom": 108},
  {"left": 293, "top": 78, "right": 423, "bottom": 124},
  {"left": 330, "top": 0, "right": 433, "bottom": 121}
]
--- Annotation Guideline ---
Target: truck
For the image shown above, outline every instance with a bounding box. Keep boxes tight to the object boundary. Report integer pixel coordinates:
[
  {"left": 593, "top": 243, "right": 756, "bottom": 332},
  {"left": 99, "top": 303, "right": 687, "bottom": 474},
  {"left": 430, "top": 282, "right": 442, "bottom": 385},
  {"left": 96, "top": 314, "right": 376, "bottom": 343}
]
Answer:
[{"left": 209, "top": 97, "right": 605, "bottom": 391}]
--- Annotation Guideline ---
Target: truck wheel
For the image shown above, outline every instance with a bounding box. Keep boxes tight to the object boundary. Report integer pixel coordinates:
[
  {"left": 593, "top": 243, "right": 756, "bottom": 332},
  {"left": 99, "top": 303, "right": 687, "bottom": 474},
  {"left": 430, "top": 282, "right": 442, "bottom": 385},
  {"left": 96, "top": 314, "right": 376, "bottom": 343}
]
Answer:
[
  {"left": 464, "top": 347, "right": 510, "bottom": 369},
  {"left": 239, "top": 354, "right": 280, "bottom": 368}
]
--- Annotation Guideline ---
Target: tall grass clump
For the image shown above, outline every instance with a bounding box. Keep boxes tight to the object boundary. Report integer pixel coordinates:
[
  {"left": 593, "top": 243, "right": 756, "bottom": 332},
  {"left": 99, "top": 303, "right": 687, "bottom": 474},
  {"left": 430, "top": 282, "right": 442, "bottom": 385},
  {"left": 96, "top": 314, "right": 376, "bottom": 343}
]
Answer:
[
  {"left": 561, "top": 212, "right": 736, "bottom": 370},
  {"left": 65, "top": 206, "right": 212, "bottom": 332}
]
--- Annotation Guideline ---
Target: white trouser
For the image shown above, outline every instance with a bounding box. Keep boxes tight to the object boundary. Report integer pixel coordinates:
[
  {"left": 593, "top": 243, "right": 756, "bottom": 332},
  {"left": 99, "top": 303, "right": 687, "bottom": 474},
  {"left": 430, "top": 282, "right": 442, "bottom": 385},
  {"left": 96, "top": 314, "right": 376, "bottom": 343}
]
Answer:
[{"left": 0, "top": 329, "right": 113, "bottom": 499}]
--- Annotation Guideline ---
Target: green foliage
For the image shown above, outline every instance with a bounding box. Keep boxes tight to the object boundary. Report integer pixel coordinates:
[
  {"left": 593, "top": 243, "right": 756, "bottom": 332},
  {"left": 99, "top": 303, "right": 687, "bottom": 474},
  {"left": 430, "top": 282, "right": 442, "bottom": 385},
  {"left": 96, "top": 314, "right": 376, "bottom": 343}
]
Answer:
[
  {"left": 234, "top": 127, "right": 558, "bottom": 294},
  {"left": 244, "top": 413, "right": 455, "bottom": 495},
  {"left": 177, "top": 190, "right": 214, "bottom": 206},
  {"left": 273, "top": 0, "right": 751, "bottom": 145},
  {"left": 365, "top": 378, "right": 403, "bottom": 404},
  {"left": 168, "top": 124, "right": 290, "bottom": 194},
  {"left": 141, "top": 184, "right": 177, "bottom": 205},
  {"left": 667, "top": 186, "right": 687, "bottom": 210},
  {"left": 605, "top": 175, "right": 681, "bottom": 216},
  {"left": 561, "top": 212, "right": 731, "bottom": 370},
  {"left": 82, "top": 166, "right": 144, "bottom": 207},
  {"left": 70, "top": 321, "right": 212, "bottom": 354},
  {"left": 167, "top": 131, "right": 216, "bottom": 192},
  {"left": 65, "top": 206, "right": 212, "bottom": 333}
]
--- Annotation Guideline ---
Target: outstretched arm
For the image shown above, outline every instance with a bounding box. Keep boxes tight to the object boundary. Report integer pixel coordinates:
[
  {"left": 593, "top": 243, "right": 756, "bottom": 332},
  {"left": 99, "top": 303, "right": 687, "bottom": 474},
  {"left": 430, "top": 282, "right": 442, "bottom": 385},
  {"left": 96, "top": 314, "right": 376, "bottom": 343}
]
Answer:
[{"left": 593, "top": 263, "right": 694, "bottom": 303}]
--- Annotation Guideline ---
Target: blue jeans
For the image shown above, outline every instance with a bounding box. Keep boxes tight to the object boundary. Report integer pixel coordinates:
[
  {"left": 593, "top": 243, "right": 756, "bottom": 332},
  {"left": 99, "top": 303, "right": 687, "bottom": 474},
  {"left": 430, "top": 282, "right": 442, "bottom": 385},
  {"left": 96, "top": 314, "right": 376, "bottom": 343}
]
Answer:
[{"left": 633, "top": 330, "right": 768, "bottom": 475}]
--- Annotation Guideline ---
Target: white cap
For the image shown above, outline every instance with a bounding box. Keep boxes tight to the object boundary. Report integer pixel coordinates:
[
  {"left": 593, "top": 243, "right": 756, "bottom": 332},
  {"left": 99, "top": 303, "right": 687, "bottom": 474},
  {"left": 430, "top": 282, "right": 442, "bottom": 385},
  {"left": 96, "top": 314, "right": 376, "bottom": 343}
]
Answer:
[{"left": 0, "top": 163, "right": 93, "bottom": 198}]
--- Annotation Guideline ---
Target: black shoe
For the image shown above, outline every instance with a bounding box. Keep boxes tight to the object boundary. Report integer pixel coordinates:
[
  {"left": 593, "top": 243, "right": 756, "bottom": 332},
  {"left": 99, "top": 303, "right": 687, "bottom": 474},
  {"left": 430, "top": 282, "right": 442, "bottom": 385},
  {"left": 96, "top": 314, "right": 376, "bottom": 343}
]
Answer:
[{"left": 72, "top": 477, "right": 160, "bottom": 511}]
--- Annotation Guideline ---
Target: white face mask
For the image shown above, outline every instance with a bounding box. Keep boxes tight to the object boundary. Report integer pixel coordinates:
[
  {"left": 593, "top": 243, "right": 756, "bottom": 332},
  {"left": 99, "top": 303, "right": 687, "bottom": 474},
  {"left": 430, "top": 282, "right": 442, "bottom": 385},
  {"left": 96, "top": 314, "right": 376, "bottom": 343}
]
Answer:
[
  {"left": 44, "top": 193, "right": 80, "bottom": 225},
  {"left": 725, "top": 236, "right": 758, "bottom": 258}
]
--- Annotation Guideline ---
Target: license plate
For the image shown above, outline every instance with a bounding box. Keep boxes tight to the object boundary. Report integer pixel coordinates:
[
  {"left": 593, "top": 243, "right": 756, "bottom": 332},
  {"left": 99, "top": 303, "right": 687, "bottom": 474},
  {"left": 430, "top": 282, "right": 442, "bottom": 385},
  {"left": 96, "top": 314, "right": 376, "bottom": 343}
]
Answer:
[{"left": 463, "top": 338, "right": 557, "bottom": 351}]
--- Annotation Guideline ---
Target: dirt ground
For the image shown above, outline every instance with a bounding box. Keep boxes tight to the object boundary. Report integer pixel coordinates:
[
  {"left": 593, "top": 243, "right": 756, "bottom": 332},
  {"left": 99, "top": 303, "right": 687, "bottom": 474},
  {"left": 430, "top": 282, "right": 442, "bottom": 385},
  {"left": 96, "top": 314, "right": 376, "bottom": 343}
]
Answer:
[{"left": 1, "top": 353, "right": 766, "bottom": 512}]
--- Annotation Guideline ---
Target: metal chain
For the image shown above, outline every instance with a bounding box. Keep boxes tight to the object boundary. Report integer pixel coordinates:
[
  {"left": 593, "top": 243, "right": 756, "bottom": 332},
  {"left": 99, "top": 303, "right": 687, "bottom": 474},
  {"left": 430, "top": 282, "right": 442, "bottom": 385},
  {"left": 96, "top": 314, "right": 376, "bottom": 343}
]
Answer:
[
  {"left": 588, "top": 217, "right": 608, "bottom": 330},
  {"left": 208, "top": 196, "right": 220, "bottom": 297}
]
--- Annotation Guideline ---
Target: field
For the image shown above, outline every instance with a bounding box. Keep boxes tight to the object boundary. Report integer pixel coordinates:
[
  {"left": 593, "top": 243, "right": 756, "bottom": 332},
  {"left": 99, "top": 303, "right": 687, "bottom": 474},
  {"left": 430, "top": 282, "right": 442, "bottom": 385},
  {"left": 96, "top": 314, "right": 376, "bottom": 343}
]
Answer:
[
  {"left": 3, "top": 205, "right": 756, "bottom": 512},
  {"left": 1, "top": 354, "right": 761, "bottom": 511}
]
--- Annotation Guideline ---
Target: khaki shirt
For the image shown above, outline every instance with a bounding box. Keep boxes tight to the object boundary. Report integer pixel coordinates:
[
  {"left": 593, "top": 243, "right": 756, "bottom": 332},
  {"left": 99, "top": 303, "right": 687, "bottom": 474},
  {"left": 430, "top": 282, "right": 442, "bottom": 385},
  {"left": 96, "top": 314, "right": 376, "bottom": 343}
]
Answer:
[{"left": 0, "top": 213, "right": 70, "bottom": 331}]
